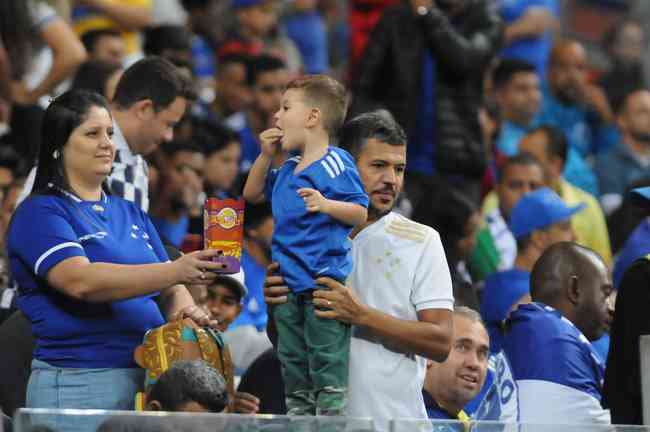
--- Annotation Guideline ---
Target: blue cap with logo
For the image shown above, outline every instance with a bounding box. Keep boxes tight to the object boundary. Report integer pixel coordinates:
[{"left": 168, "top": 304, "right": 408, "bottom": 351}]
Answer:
[{"left": 509, "top": 187, "right": 585, "bottom": 239}]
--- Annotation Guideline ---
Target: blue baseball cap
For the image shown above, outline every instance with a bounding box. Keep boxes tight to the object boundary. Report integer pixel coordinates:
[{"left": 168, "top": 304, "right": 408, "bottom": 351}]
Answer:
[
  {"left": 480, "top": 269, "right": 530, "bottom": 324},
  {"left": 232, "top": 0, "right": 266, "bottom": 9},
  {"left": 631, "top": 186, "right": 650, "bottom": 202},
  {"left": 509, "top": 187, "right": 585, "bottom": 239}
]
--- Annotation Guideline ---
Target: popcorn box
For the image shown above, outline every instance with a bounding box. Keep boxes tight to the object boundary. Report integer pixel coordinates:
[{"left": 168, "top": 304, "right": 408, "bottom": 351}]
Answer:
[{"left": 204, "top": 197, "right": 245, "bottom": 274}]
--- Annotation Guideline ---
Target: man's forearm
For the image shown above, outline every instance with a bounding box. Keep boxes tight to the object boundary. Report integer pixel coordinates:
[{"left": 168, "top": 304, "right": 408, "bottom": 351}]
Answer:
[
  {"left": 82, "top": 0, "right": 152, "bottom": 30},
  {"left": 357, "top": 307, "right": 452, "bottom": 362}
]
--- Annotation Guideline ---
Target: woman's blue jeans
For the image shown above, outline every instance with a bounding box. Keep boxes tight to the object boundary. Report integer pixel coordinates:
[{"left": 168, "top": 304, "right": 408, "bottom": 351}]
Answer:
[{"left": 25, "top": 359, "right": 143, "bottom": 432}]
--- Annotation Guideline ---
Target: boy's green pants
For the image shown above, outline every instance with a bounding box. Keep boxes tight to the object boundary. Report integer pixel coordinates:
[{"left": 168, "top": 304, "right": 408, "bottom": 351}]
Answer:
[{"left": 274, "top": 290, "right": 350, "bottom": 416}]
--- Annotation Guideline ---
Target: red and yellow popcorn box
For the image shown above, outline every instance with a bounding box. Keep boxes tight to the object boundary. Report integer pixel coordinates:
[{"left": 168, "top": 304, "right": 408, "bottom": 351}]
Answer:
[{"left": 204, "top": 197, "right": 245, "bottom": 274}]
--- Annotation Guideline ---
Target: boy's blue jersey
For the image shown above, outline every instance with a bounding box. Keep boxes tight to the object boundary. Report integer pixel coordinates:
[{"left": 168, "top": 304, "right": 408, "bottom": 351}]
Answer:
[
  {"left": 265, "top": 147, "right": 368, "bottom": 293},
  {"left": 8, "top": 189, "right": 168, "bottom": 368}
]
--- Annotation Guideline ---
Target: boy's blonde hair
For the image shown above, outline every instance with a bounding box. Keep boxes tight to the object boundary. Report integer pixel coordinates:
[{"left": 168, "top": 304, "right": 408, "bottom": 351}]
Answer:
[{"left": 285, "top": 75, "right": 349, "bottom": 137}]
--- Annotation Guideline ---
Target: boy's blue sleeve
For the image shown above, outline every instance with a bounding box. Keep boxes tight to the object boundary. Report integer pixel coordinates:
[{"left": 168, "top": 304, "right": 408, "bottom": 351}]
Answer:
[
  {"left": 322, "top": 149, "right": 369, "bottom": 207},
  {"left": 264, "top": 167, "right": 280, "bottom": 200}
]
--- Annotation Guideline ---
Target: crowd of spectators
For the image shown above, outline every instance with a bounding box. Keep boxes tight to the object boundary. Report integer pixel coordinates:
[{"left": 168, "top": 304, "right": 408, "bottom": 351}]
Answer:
[{"left": 1, "top": 0, "right": 650, "bottom": 430}]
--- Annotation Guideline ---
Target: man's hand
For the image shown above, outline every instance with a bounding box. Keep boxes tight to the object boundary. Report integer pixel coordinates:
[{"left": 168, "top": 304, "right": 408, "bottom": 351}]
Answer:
[
  {"left": 581, "top": 84, "right": 614, "bottom": 124},
  {"left": 264, "top": 262, "right": 289, "bottom": 305},
  {"left": 518, "top": 7, "right": 558, "bottom": 35},
  {"left": 259, "top": 128, "right": 283, "bottom": 157},
  {"left": 312, "top": 277, "right": 369, "bottom": 325},
  {"left": 297, "top": 188, "right": 330, "bottom": 213},
  {"left": 230, "top": 391, "right": 260, "bottom": 414},
  {"left": 10, "top": 81, "right": 36, "bottom": 106},
  {"left": 409, "top": 0, "right": 433, "bottom": 14}
]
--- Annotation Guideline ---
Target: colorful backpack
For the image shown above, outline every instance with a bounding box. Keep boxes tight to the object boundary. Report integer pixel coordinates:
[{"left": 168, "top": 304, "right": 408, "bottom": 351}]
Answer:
[{"left": 133, "top": 318, "right": 235, "bottom": 410}]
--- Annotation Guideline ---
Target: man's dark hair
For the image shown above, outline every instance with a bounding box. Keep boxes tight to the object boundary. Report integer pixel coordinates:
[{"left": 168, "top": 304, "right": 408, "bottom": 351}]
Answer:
[
  {"left": 191, "top": 120, "right": 240, "bottom": 156},
  {"left": 617, "top": 88, "right": 650, "bottom": 116},
  {"left": 81, "top": 29, "right": 122, "bottom": 54},
  {"left": 244, "top": 201, "right": 272, "bottom": 232},
  {"left": 159, "top": 139, "right": 202, "bottom": 157},
  {"left": 148, "top": 360, "right": 229, "bottom": 412},
  {"left": 0, "top": 145, "right": 22, "bottom": 178},
  {"left": 492, "top": 58, "right": 537, "bottom": 90},
  {"left": 71, "top": 60, "right": 122, "bottom": 98},
  {"left": 527, "top": 125, "right": 568, "bottom": 164},
  {"left": 144, "top": 25, "right": 192, "bottom": 57},
  {"left": 246, "top": 55, "right": 286, "bottom": 87},
  {"left": 97, "top": 415, "right": 176, "bottom": 432},
  {"left": 217, "top": 53, "right": 250, "bottom": 72},
  {"left": 180, "top": 0, "right": 211, "bottom": 11},
  {"left": 113, "top": 56, "right": 195, "bottom": 112},
  {"left": 498, "top": 152, "right": 543, "bottom": 184},
  {"left": 530, "top": 242, "right": 601, "bottom": 306},
  {"left": 338, "top": 110, "right": 406, "bottom": 159}
]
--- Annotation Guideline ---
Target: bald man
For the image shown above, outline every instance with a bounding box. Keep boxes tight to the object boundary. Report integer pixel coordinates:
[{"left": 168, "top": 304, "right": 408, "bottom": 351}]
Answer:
[
  {"left": 596, "top": 89, "right": 650, "bottom": 213},
  {"left": 538, "top": 39, "right": 619, "bottom": 196},
  {"left": 501, "top": 242, "right": 613, "bottom": 424}
]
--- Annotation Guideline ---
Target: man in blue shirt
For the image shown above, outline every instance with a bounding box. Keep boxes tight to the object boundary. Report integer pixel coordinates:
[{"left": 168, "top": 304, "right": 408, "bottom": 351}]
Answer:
[
  {"left": 539, "top": 39, "right": 619, "bottom": 195},
  {"left": 150, "top": 140, "right": 205, "bottom": 247},
  {"left": 234, "top": 55, "right": 289, "bottom": 173},
  {"left": 423, "top": 306, "right": 488, "bottom": 427},
  {"left": 502, "top": 241, "right": 613, "bottom": 424},
  {"left": 596, "top": 89, "right": 650, "bottom": 213},
  {"left": 481, "top": 187, "right": 582, "bottom": 352},
  {"left": 492, "top": 59, "right": 542, "bottom": 157},
  {"left": 284, "top": 1, "right": 328, "bottom": 74}
]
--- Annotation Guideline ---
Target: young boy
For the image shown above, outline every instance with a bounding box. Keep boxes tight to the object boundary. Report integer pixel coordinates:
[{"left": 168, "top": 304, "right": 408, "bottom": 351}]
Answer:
[
  {"left": 201, "top": 271, "right": 247, "bottom": 333},
  {"left": 243, "top": 75, "right": 368, "bottom": 416}
]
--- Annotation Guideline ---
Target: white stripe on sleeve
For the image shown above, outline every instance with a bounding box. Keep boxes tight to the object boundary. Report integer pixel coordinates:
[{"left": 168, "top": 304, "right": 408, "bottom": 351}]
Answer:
[
  {"left": 516, "top": 380, "right": 610, "bottom": 424},
  {"left": 321, "top": 160, "right": 335, "bottom": 178},
  {"left": 326, "top": 155, "right": 341, "bottom": 175},
  {"left": 34, "top": 242, "right": 84, "bottom": 275},
  {"left": 330, "top": 151, "right": 346, "bottom": 172}
]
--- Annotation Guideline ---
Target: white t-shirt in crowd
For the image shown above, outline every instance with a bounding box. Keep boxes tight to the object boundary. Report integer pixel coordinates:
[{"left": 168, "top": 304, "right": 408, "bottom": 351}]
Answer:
[{"left": 347, "top": 212, "right": 454, "bottom": 431}]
